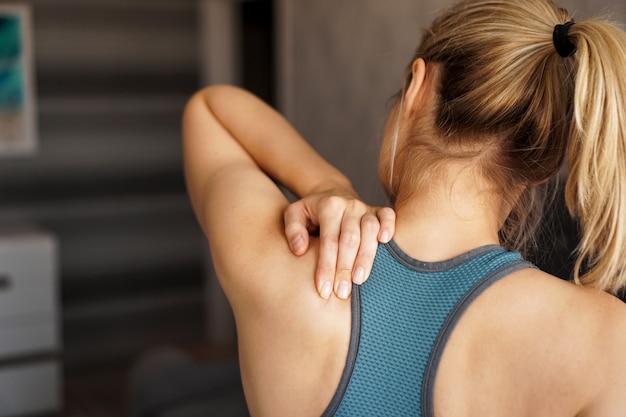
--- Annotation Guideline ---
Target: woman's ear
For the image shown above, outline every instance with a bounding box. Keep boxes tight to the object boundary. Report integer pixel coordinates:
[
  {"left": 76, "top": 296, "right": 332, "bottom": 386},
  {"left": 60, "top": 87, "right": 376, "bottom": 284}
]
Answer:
[{"left": 403, "top": 58, "right": 427, "bottom": 118}]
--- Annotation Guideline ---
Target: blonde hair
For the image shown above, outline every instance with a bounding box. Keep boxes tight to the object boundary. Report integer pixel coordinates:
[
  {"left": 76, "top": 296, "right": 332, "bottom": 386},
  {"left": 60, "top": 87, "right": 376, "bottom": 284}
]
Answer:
[{"left": 391, "top": 0, "right": 626, "bottom": 294}]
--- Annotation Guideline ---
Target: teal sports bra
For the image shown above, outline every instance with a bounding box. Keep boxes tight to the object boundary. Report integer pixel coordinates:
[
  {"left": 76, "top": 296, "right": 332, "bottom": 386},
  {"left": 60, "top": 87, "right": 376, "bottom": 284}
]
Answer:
[{"left": 322, "top": 241, "right": 534, "bottom": 416}]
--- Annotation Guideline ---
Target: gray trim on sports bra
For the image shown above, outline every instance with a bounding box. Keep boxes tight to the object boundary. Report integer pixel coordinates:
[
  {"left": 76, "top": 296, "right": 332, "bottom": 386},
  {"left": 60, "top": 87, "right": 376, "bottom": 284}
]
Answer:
[{"left": 386, "top": 239, "right": 505, "bottom": 272}]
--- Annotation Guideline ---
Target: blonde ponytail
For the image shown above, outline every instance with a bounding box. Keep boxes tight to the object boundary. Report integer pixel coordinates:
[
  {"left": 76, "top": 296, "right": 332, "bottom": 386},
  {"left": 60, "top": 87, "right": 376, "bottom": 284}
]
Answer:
[{"left": 566, "top": 20, "right": 626, "bottom": 294}]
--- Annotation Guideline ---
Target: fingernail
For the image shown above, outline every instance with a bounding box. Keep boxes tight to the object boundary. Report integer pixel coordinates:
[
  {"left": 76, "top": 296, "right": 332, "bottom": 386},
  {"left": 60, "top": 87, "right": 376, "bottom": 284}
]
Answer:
[
  {"left": 320, "top": 282, "right": 332, "bottom": 299},
  {"left": 291, "top": 235, "right": 304, "bottom": 253},
  {"left": 380, "top": 231, "right": 390, "bottom": 243},
  {"left": 337, "top": 281, "right": 350, "bottom": 299},
  {"left": 353, "top": 267, "right": 365, "bottom": 285}
]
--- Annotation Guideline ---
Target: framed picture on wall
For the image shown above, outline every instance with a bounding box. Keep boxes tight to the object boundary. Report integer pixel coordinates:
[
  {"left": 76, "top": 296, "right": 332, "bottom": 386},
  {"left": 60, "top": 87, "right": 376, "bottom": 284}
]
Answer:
[{"left": 0, "top": 4, "right": 37, "bottom": 156}]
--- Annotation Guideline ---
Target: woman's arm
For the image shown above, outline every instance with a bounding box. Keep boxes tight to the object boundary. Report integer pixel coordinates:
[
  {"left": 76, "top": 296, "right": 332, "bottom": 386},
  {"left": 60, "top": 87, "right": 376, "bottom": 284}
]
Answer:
[
  {"left": 184, "top": 86, "right": 351, "bottom": 210},
  {"left": 184, "top": 85, "right": 393, "bottom": 299},
  {"left": 183, "top": 85, "right": 356, "bottom": 415},
  {"left": 183, "top": 85, "right": 312, "bottom": 310}
]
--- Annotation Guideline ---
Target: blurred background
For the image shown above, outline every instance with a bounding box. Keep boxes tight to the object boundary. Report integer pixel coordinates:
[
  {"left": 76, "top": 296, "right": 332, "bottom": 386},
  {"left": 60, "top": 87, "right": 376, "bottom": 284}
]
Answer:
[{"left": 0, "top": 0, "right": 623, "bottom": 416}]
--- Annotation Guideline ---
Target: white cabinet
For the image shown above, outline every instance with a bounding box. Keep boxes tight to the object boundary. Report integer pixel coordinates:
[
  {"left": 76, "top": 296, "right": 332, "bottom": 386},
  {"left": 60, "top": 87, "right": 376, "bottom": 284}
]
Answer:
[{"left": 0, "top": 229, "right": 62, "bottom": 416}]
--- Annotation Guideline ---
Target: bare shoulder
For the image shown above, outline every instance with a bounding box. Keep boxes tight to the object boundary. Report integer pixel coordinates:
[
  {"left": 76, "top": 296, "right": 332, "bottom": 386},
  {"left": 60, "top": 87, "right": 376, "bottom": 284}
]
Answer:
[{"left": 461, "top": 267, "right": 626, "bottom": 415}]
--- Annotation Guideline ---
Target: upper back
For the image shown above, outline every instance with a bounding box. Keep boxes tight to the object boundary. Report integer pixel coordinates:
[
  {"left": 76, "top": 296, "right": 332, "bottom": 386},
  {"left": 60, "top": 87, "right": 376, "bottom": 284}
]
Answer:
[
  {"left": 318, "top": 242, "right": 626, "bottom": 417},
  {"left": 235, "top": 236, "right": 626, "bottom": 417}
]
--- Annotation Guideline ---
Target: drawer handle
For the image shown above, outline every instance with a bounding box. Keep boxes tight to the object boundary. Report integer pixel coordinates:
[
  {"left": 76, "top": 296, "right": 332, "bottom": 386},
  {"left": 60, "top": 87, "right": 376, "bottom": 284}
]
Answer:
[{"left": 0, "top": 275, "right": 11, "bottom": 291}]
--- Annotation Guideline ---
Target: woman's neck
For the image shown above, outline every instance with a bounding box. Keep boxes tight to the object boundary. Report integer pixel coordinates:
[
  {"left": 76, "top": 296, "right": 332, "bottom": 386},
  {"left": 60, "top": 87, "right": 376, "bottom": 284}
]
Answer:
[{"left": 392, "top": 164, "right": 508, "bottom": 262}]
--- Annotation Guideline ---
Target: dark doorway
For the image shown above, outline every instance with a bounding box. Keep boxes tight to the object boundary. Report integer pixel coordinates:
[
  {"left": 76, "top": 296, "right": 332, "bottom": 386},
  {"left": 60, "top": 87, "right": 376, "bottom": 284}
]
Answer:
[{"left": 239, "top": 0, "right": 275, "bottom": 106}]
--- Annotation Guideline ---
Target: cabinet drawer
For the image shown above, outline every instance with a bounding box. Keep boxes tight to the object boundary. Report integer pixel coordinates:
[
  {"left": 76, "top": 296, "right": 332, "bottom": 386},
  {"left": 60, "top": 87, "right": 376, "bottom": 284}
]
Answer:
[
  {"left": 0, "top": 231, "right": 60, "bottom": 358},
  {"left": 0, "top": 312, "right": 59, "bottom": 358},
  {"left": 0, "top": 361, "right": 61, "bottom": 416},
  {"left": 0, "top": 280, "right": 55, "bottom": 319},
  {"left": 0, "top": 232, "right": 57, "bottom": 319}
]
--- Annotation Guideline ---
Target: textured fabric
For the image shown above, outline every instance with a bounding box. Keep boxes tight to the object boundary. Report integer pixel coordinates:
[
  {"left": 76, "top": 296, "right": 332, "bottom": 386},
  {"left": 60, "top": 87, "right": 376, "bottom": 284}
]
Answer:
[{"left": 321, "top": 241, "right": 534, "bottom": 417}]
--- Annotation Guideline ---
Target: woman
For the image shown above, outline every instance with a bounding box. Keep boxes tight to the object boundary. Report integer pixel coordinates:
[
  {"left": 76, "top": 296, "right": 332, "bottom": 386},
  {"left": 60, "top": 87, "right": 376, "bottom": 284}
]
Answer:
[{"left": 183, "top": 0, "right": 626, "bottom": 415}]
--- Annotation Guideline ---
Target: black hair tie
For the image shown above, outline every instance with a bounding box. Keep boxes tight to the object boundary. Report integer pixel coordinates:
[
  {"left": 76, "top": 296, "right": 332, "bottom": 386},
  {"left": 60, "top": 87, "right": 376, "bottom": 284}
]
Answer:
[{"left": 553, "top": 21, "right": 577, "bottom": 57}]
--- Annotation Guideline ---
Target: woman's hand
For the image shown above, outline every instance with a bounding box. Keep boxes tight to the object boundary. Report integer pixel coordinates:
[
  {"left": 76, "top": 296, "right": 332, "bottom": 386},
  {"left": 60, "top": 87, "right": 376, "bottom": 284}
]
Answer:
[{"left": 284, "top": 190, "right": 395, "bottom": 300}]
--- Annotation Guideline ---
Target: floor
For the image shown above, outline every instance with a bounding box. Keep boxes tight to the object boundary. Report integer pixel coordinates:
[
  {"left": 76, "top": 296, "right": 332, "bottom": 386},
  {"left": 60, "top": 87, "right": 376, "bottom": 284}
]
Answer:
[
  {"left": 63, "top": 342, "right": 239, "bottom": 417},
  {"left": 64, "top": 366, "right": 128, "bottom": 417}
]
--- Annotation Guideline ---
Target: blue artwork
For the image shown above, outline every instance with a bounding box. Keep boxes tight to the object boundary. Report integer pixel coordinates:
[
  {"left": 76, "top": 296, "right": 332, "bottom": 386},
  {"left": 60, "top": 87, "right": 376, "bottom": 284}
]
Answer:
[
  {"left": 0, "top": 15, "right": 23, "bottom": 114},
  {"left": 0, "top": 5, "right": 36, "bottom": 154}
]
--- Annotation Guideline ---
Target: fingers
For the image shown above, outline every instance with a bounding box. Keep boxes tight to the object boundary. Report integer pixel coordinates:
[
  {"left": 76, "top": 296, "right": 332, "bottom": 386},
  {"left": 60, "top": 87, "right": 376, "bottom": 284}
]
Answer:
[
  {"left": 334, "top": 207, "right": 366, "bottom": 299},
  {"left": 377, "top": 207, "right": 396, "bottom": 243},
  {"left": 284, "top": 193, "right": 397, "bottom": 301},
  {"left": 284, "top": 201, "right": 311, "bottom": 256},
  {"left": 342, "top": 207, "right": 394, "bottom": 289},
  {"left": 315, "top": 200, "right": 343, "bottom": 299},
  {"left": 351, "top": 212, "right": 381, "bottom": 285},
  {"left": 317, "top": 201, "right": 395, "bottom": 299}
]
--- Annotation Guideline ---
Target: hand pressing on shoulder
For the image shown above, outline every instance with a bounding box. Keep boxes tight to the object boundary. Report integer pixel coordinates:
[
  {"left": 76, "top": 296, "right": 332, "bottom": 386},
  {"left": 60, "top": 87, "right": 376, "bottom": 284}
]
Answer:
[{"left": 284, "top": 188, "right": 395, "bottom": 300}]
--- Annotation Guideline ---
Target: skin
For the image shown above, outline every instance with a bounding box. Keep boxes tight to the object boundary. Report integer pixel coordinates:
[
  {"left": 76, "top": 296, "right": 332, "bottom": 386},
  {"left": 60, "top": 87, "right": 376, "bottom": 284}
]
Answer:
[{"left": 183, "top": 59, "right": 626, "bottom": 416}]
